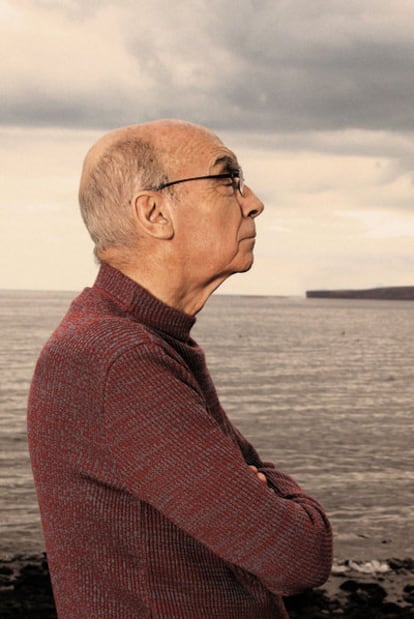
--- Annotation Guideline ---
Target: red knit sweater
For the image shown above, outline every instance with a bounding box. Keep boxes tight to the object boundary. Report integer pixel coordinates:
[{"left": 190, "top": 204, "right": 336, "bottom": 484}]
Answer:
[{"left": 27, "top": 264, "right": 332, "bottom": 618}]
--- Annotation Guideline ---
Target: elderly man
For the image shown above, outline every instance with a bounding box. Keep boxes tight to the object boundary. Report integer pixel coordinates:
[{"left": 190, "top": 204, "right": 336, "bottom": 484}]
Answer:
[{"left": 28, "top": 119, "right": 332, "bottom": 618}]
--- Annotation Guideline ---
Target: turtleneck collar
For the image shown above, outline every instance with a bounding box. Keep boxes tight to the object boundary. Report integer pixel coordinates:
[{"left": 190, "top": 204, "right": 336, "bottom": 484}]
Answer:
[{"left": 94, "top": 263, "right": 196, "bottom": 342}]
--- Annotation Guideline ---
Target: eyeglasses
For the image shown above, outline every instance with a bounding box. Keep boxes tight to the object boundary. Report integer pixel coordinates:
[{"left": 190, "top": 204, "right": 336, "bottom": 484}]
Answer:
[{"left": 154, "top": 169, "right": 245, "bottom": 196}]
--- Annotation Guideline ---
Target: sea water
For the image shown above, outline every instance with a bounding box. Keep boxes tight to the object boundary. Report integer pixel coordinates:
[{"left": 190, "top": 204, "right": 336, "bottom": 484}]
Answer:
[{"left": 1, "top": 290, "right": 413, "bottom": 560}]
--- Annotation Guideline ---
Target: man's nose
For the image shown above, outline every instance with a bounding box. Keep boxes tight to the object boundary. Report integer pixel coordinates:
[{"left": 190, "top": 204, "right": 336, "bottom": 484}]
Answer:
[{"left": 240, "top": 185, "right": 265, "bottom": 218}]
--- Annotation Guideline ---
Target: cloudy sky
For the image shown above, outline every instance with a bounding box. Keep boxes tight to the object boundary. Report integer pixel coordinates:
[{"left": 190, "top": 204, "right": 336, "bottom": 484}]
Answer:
[{"left": 1, "top": 0, "right": 414, "bottom": 296}]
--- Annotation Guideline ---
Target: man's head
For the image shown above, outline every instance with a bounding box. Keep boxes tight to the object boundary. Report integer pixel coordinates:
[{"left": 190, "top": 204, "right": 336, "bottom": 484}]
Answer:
[{"left": 79, "top": 119, "right": 264, "bottom": 304}]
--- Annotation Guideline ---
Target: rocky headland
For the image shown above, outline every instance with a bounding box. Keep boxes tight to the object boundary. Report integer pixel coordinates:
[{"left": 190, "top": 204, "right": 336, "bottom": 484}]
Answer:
[{"left": 306, "top": 286, "right": 414, "bottom": 301}]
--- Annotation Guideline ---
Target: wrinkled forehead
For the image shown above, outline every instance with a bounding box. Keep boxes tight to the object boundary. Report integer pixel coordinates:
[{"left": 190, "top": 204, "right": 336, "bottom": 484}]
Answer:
[{"left": 161, "top": 125, "right": 240, "bottom": 176}]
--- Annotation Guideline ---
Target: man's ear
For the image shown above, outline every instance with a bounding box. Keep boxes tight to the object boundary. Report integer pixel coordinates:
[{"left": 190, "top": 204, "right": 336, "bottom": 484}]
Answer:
[{"left": 132, "top": 192, "right": 174, "bottom": 240}]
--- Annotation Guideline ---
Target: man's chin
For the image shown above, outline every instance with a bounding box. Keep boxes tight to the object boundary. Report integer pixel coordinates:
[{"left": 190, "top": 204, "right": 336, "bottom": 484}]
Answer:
[{"left": 234, "top": 254, "right": 255, "bottom": 275}]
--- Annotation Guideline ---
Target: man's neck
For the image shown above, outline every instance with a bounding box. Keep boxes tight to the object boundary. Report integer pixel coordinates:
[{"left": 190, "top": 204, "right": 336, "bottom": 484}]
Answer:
[{"left": 108, "top": 261, "right": 224, "bottom": 316}]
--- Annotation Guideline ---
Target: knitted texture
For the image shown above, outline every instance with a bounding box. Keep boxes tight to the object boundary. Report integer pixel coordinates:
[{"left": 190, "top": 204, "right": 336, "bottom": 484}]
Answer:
[{"left": 27, "top": 264, "right": 332, "bottom": 618}]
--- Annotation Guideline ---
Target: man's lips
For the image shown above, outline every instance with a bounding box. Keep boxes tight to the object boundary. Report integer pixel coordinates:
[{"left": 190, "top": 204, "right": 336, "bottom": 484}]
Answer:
[{"left": 240, "top": 233, "right": 256, "bottom": 241}]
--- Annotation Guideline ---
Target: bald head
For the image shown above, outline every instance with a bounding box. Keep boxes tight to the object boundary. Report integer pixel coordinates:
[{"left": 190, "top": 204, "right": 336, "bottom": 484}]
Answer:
[{"left": 79, "top": 119, "right": 218, "bottom": 258}]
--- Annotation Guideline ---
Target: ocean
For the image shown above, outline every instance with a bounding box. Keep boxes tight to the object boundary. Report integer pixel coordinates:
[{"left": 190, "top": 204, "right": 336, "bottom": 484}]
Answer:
[{"left": 1, "top": 289, "right": 413, "bottom": 561}]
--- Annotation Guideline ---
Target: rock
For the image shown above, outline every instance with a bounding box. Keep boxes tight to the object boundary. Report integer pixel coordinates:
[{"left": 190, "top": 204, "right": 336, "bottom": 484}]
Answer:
[
  {"left": 348, "top": 582, "right": 387, "bottom": 605},
  {"left": 0, "top": 553, "right": 57, "bottom": 619}
]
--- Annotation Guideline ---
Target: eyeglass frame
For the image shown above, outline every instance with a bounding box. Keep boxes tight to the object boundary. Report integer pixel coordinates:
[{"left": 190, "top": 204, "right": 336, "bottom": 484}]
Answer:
[{"left": 152, "top": 169, "right": 245, "bottom": 196}]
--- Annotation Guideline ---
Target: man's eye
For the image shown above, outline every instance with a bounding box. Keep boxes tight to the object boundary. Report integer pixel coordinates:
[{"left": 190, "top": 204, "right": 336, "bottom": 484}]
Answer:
[
  {"left": 223, "top": 180, "right": 236, "bottom": 191},
  {"left": 219, "top": 171, "right": 239, "bottom": 191}
]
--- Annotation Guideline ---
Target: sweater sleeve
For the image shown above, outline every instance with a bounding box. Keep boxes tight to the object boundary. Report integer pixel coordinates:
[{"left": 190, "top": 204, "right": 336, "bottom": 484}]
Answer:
[
  {"left": 103, "top": 342, "right": 333, "bottom": 597},
  {"left": 230, "top": 426, "right": 333, "bottom": 524}
]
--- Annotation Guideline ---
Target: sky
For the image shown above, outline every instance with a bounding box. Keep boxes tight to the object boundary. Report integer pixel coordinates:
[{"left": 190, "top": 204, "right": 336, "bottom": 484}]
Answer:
[{"left": 1, "top": 0, "right": 414, "bottom": 296}]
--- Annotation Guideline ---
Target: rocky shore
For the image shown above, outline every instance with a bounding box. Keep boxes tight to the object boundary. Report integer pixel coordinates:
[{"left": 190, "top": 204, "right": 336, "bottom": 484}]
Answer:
[{"left": 1, "top": 554, "right": 413, "bottom": 618}]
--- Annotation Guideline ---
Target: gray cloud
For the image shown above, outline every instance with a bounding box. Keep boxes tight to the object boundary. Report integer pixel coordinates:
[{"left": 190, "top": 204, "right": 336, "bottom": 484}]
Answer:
[{"left": 2, "top": 0, "right": 414, "bottom": 134}]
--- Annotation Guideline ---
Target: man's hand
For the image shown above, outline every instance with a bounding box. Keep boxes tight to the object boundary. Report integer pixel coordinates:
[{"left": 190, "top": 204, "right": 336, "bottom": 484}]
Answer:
[{"left": 248, "top": 465, "right": 268, "bottom": 485}]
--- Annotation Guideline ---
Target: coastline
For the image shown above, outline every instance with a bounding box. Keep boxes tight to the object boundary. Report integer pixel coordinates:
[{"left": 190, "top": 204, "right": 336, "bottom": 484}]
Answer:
[
  {"left": 306, "top": 285, "right": 414, "bottom": 300},
  {"left": 1, "top": 554, "right": 413, "bottom": 618}
]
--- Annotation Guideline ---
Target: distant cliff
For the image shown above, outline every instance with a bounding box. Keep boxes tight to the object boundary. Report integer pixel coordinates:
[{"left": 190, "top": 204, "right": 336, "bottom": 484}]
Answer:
[{"left": 306, "top": 286, "right": 414, "bottom": 300}]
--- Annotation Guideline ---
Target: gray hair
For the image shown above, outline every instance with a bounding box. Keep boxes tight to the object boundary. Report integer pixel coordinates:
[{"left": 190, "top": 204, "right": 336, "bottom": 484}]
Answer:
[{"left": 79, "top": 138, "right": 166, "bottom": 256}]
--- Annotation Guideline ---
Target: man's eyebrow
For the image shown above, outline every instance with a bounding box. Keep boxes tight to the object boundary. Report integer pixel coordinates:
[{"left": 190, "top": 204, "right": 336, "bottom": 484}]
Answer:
[{"left": 212, "top": 155, "right": 239, "bottom": 171}]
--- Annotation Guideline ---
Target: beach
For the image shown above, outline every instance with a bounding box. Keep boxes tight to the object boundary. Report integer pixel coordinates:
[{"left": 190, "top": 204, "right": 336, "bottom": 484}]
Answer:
[
  {"left": 1, "top": 291, "right": 413, "bottom": 617},
  {"left": 1, "top": 554, "right": 414, "bottom": 618}
]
